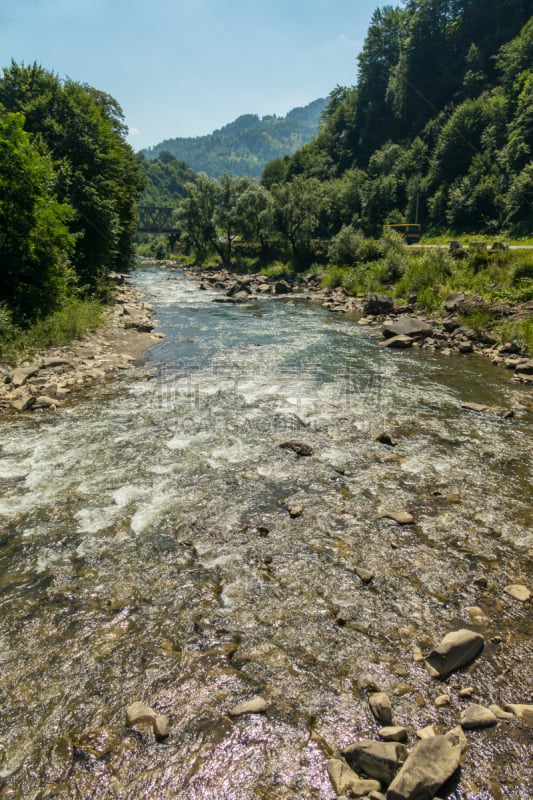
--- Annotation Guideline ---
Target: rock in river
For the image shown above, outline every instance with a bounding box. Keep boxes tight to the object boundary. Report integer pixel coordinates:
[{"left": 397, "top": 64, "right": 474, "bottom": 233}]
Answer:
[
  {"left": 279, "top": 441, "right": 313, "bottom": 457},
  {"left": 229, "top": 696, "right": 268, "bottom": 716},
  {"left": 382, "top": 316, "right": 431, "bottom": 339},
  {"left": 369, "top": 692, "right": 393, "bottom": 725},
  {"left": 386, "top": 734, "right": 462, "bottom": 800},
  {"left": 343, "top": 740, "right": 407, "bottom": 785},
  {"left": 460, "top": 703, "right": 498, "bottom": 730},
  {"left": 327, "top": 758, "right": 381, "bottom": 796},
  {"left": 424, "top": 629, "right": 484, "bottom": 679}
]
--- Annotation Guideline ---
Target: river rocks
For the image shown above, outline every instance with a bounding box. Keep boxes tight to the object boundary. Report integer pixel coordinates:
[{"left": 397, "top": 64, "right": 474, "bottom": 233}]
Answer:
[
  {"left": 424, "top": 629, "right": 484, "bottom": 679},
  {"left": 489, "top": 704, "right": 515, "bottom": 720},
  {"left": 435, "top": 694, "right": 451, "bottom": 708},
  {"left": 379, "top": 335, "right": 415, "bottom": 349},
  {"left": 503, "top": 584, "right": 531, "bottom": 602},
  {"left": 10, "top": 391, "right": 36, "bottom": 412},
  {"left": 386, "top": 734, "right": 462, "bottom": 800},
  {"left": 363, "top": 293, "right": 395, "bottom": 316},
  {"left": 382, "top": 317, "right": 431, "bottom": 339},
  {"left": 279, "top": 440, "right": 313, "bottom": 456},
  {"left": 9, "top": 365, "right": 41, "bottom": 387},
  {"left": 2, "top": 279, "right": 160, "bottom": 414},
  {"left": 272, "top": 280, "right": 292, "bottom": 295},
  {"left": 375, "top": 432, "right": 397, "bottom": 446},
  {"left": 229, "top": 696, "right": 268, "bottom": 716},
  {"left": 380, "top": 511, "right": 414, "bottom": 525},
  {"left": 355, "top": 566, "right": 375, "bottom": 584},
  {"left": 327, "top": 758, "right": 381, "bottom": 796},
  {"left": 379, "top": 727, "right": 408, "bottom": 743},
  {"left": 460, "top": 704, "right": 498, "bottom": 730},
  {"left": 343, "top": 740, "right": 407, "bottom": 785},
  {"left": 503, "top": 703, "right": 533, "bottom": 726},
  {"left": 369, "top": 692, "right": 393, "bottom": 725},
  {"left": 125, "top": 701, "right": 170, "bottom": 740},
  {"left": 460, "top": 401, "right": 514, "bottom": 419}
]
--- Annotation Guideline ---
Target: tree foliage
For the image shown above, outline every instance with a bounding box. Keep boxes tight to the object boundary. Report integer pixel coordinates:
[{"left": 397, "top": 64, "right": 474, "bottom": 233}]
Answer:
[{"left": 0, "top": 61, "right": 143, "bottom": 316}]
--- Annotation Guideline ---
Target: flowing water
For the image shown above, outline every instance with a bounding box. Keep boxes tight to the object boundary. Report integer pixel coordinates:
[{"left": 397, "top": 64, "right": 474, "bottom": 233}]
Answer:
[{"left": 0, "top": 267, "right": 531, "bottom": 799}]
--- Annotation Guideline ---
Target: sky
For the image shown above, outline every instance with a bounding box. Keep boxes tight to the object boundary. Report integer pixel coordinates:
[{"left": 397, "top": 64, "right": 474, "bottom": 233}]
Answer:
[{"left": 0, "top": 0, "right": 379, "bottom": 152}]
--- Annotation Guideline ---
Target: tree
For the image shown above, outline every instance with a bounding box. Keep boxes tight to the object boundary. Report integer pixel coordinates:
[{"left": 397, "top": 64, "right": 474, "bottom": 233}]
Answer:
[
  {"left": 234, "top": 180, "right": 274, "bottom": 253},
  {"left": 0, "top": 62, "right": 144, "bottom": 296},
  {"left": 272, "top": 176, "right": 326, "bottom": 262},
  {"left": 0, "top": 109, "right": 74, "bottom": 319}
]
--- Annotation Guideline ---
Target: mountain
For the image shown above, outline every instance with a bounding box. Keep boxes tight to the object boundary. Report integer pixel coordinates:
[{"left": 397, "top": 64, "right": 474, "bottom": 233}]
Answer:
[{"left": 140, "top": 98, "right": 328, "bottom": 179}]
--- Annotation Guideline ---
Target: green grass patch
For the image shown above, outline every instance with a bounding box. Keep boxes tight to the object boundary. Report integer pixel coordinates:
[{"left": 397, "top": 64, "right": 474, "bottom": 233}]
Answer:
[
  {"left": 0, "top": 298, "right": 104, "bottom": 366},
  {"left": 497, "top": 318, "right": 533, "bottom": 356}
]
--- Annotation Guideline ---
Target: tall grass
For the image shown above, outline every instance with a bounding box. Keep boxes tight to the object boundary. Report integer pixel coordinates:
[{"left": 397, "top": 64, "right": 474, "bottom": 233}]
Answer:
[{"left": 0, "top": 298, "right": 104, "bottom": 366}]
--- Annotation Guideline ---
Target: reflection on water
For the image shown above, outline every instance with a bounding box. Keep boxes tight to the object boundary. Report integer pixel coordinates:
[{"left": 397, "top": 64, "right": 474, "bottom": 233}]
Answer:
[{"left": 0, "top": 268, "right": 531, "bottom": 798}]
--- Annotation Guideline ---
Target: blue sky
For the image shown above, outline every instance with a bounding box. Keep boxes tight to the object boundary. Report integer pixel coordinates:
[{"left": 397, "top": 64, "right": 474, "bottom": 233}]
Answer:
[{"left": 1, "top": 0, "right": 378, "bottom": 151}]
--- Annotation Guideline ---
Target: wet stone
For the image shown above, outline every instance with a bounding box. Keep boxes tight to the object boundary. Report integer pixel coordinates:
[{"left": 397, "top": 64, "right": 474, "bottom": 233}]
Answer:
[
  {"left": 503, "top": 703, "right": 533, "bottom": 726},
  {"left": 279, "top": 440, "right": 313, "bottom": 456},
  {"left": 369, "top": 692, "right": 393, "bottom": 725},
  {"left": 503, "top": 584, "right": 531, "bottom": 602},
  {"left": 460, "top": 703, "right": 498, "bottom": 730},
  {"left": 343, "top": 740, "right": 407, "bottom": 785},
  {"left": 381, "top": 511, "right": 414, "bottom": 525},
  {"left": 425, "top": 629, "right": 485, "bottom": 679},
  {"left": 229, "top": 696, "right": 268, "bottom": 716},
  {"left": 378, "top": 726, "right": 408, "bottom": 743},
  {"left": 387, "top": 734, "right": 462, "bottom": 800},
  {"left": 327, "top": 758, "right": 381, "bottom": 796}
]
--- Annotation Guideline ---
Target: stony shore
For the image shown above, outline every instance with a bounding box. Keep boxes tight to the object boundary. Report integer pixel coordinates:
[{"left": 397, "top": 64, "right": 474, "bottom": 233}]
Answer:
[
  {"left": 180, "top": 263, "right": 533, "bottom": 388},
  {"left": 0, "top": 275, "right": 163, "bottom": 414}
]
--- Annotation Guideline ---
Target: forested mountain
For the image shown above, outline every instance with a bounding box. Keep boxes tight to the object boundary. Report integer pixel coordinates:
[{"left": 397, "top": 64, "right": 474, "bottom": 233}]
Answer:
[
  {"left": 141, "top": 98, "right": 327, "bottom": 179},
  {"left": 138, "top": 151, "right": 197, "bottom": 205},
  {"left": 270, "top": 0, "right": 532, "bottom": 237}
]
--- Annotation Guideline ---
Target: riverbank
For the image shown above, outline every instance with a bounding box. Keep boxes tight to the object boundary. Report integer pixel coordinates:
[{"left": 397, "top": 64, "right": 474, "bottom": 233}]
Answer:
[
  {"left": 179, "top": 262, "right": 533, "bottom": 387},
  {"left": 0, "top": 275, "right": 163, "bottom": 414}
]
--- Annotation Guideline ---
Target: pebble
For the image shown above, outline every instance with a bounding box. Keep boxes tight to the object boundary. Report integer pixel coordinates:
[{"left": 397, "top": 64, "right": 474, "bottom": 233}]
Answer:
[
  {"left": 369, "top": 692, "right": 393, "bottom": 725},
  {"left": 229, "top": 696, "right": 268, "bottom": 716},
  {"left": 435, "top": 694, "right": 451, "bottom": 708},
  {"left": 381, "top": 511, "right": 415, "bottom": 525},
  {"left": 503, "top": 584, "right": 531, "bottom": 602}
]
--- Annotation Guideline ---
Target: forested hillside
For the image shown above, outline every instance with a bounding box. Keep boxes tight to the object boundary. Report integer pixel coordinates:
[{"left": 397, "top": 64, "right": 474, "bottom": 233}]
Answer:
[
  {"left": 273, "top": 0, "right": 532, "bottom": 237},
  {"left": 0, "top": 61, "right": 143, "bottom": 325},
  {"left": 138, "top": 151, "right": 197, "bottom": 205},
  {"left": 141, "top": 98, "right": 327, "bottom": 178}
]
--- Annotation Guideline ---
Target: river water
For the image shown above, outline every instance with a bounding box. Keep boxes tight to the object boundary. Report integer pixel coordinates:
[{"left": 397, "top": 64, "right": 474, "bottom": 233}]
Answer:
[{"left": 0, "top": 267, "right": 531, "bottom": 799}]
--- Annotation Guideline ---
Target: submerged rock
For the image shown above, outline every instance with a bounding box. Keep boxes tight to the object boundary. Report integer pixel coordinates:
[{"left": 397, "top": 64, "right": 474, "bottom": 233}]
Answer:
[
  {"left": 279, "top": 441, "right": 313, "bottom": 456},
  {"left": 460, "top": 703, "right": 498, "bottom": 730},
  {"left": 343, "top": 740, "right": 407, "bottom": 785},
  {"left": 125, "top": 701, "right": 170, "bottom": 740},
  {"left": 369, "top": 692, "right": 393, "bottom": 725},
  {"left": 381, "top": 511, "right": 415, "bottom": 525},
  {"left": 386, "top": 734, "right": 461, "bottom": 800},
  {"left": 424, "top": 629, "right": 484, "bottom": 679},
  {"left": 327, "top": 758, "right": 381, "bottom": 796},
  {"left": 503, "top": 703, "right": 533, "bottom": 726},
  {"left": 229, "top": 696, "right": 268, "bottom": 716},
  {"left": 460, "top": 401, "right": 514, "bottom": 419},
  {"left": 503, "top": 584, "right": 531, "bottom": 602}
]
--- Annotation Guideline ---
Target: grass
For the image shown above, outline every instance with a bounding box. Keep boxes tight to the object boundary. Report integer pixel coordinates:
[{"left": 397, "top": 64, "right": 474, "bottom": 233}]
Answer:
[
  {"left": 496, "top": 318, "right": 533, "bottom": 356},
  {"left": 0, "top": 298, "right": 104, "bottom": 366}
]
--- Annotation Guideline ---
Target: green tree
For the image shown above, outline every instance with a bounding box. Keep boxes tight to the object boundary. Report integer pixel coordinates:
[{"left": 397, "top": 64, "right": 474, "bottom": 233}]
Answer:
[
  {"left": 0, "top": 62, "right": 144, "bottom": 296},
  {"left": 234, "top": 180, "right": 274, "bottom": 252},
  {"left": 0, "top": 109, "right": 74, "bottom": 319},
  {"left": 272, "top": 176, "right": 326, "bottom": 263}
]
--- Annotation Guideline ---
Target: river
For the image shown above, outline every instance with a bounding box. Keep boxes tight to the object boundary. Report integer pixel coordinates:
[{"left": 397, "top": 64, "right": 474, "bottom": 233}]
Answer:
[{"left": 0, "top": 267, "right": 531, "bottom": 799}]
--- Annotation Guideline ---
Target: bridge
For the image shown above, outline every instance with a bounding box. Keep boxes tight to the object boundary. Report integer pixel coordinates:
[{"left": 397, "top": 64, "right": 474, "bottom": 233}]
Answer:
[{"left": 137, "top": 205, "right": 180, "bottom": 235}]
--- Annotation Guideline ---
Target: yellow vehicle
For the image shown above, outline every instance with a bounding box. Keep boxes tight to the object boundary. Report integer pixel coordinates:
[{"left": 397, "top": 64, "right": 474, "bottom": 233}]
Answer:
[{"left": 385, "top": 223, "right": 421, "bottom": 244}]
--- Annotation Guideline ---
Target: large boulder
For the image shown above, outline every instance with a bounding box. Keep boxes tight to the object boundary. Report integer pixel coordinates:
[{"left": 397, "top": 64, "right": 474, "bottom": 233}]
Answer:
[
  {"left": 327, "top": 759, "right": 381, "bottom": 796},
  {"left": 343, "top": 740, "right": 407, "bottom": 786},
  {"left": 424, "top": 629, "right": 484, "bottom": 679},
  {"left": 386, "top": 734, "right": 461, "bottom": 800},
  {"left": 272, "top": 280, "right": 292, "bottom": 295},
  {"left": 382, "top": 317, "right": 431, "bottom": 338},
  {"left": 363, "top": 293, "right": 394, "bottom": 316}
]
